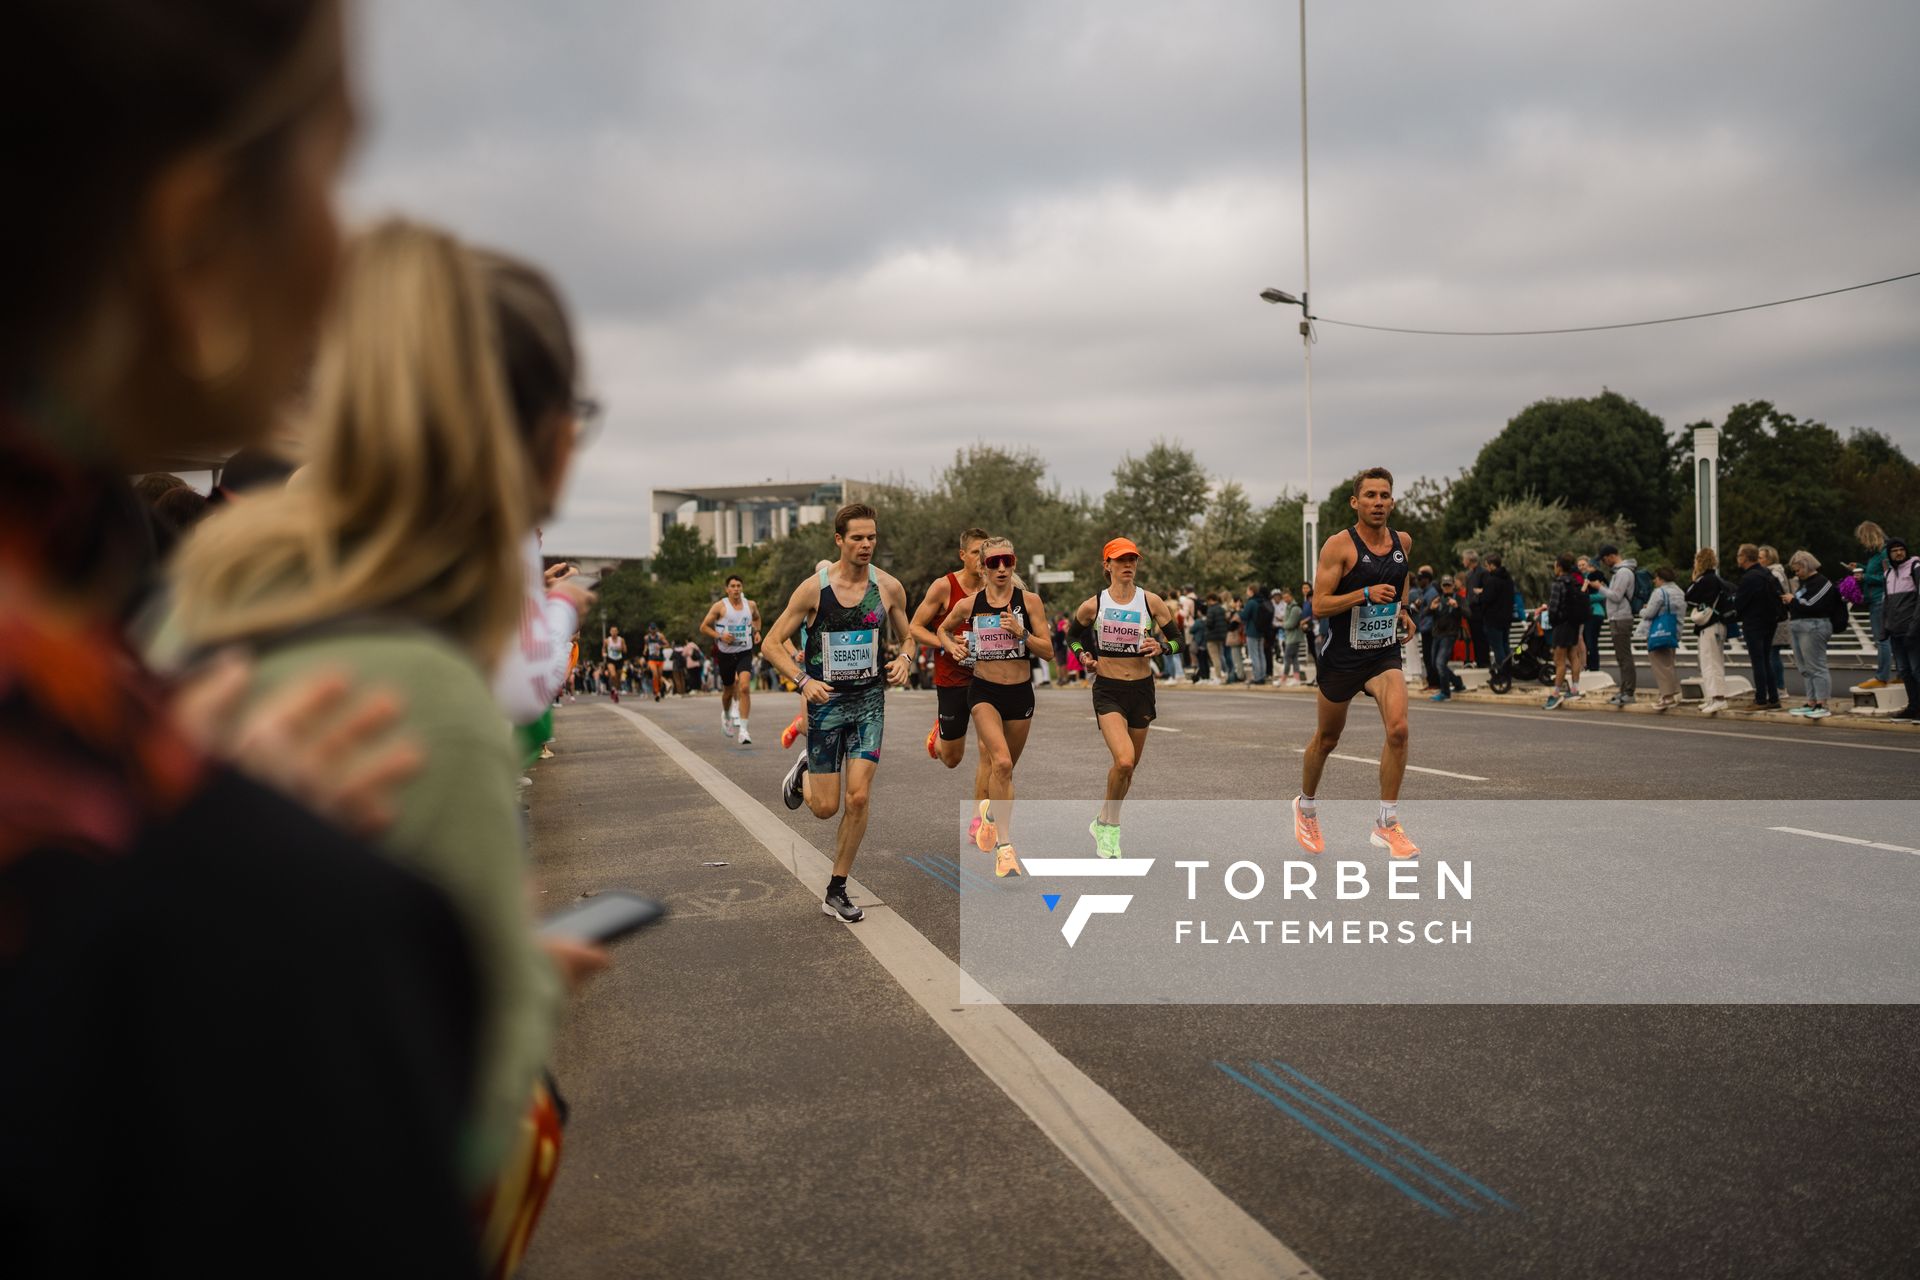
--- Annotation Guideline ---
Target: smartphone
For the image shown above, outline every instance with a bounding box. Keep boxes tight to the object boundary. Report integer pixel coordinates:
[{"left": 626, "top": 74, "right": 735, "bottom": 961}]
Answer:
[{"left": 537, "top": 891, "right": 666, "bottom": 944}]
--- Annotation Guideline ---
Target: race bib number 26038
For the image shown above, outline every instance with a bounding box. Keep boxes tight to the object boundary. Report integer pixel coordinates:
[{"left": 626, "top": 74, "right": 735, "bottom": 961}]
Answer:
[{"left": 1350, "top": 601, "right": 1398, "bottom": 650}]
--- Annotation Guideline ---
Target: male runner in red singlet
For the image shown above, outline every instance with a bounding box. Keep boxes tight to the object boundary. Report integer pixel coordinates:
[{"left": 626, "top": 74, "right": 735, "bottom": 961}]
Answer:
[{"left": 910, "top": 527, "right": 994, "bottom": 846}]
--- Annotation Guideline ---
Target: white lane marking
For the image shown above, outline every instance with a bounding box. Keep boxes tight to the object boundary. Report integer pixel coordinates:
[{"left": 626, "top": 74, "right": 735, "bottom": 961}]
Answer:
[
  {"left": 1768, "top": 826, "right": 1920, "bottom": 857},
  {"left": 1022, "top": 858, "right": 1157, "bottom": 877},
  {"left": 1210, "top": 690, "right": 1920, "bottom": 755},
  {"left": 1289, "top": 747, "right": 1489, "bottom": 782},
  {"left": 603, "top": 705, "right": 1318, "bottom": 1280}
]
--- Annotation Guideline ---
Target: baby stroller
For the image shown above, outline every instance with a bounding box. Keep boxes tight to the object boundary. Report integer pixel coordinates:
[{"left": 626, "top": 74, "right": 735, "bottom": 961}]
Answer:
[{"left": 1490, "top": 611, "right": 1554, "bottom": 693}]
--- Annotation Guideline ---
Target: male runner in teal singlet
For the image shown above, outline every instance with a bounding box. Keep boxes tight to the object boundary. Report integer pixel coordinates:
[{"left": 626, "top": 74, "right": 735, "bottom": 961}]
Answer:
[
  {"left": 762, "top": 504, "right": 916, "bottom": 922},
  {"left": 1292, "top": 467, "right": 1422, "bottom": 859}
]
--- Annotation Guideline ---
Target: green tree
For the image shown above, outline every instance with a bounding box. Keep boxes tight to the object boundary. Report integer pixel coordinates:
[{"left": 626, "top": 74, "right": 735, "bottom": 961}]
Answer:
[
  {"left": 1247, "top": 491, "right": 1308, "bottom": 593},
  {"left": 1442, "top": 389, "right": 1680, "bottom": 558},
  {"left": 652, "top": 522, "right": 718, "bottom": 584},
  {"left": 744, "top": 521, "right": 838, "bottom": 611},
  {"left": 1458, "top": 495, "right": 1637, "bottom": 606},
  {"left": 1187, "top": 482, "right": 1257, "bottom": 591},
  {"left": 1102, "top": 440, "right": 1208, "bottom": 577},
  {"left": 1671, "top": 407, "right": 1920, "bottom": 571}
]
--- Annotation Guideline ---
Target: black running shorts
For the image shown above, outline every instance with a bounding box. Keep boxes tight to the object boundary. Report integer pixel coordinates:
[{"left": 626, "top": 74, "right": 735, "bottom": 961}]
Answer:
[
  {"left": 714, "top": 648, "right": 754, "bottom": 684},
  {"left": 1316, "top": 650, "right": 1404, "bottom": 705},
  {"left": 968, "top": 678, "right": 1035, "bottom": 721},
  {"left": 936, "top": 683, "right": 972, "bottom": 740},
  {"left": 1550, "top": 622, "right": 1583, "bottom": 649},
  {"left": 1091, "top": 674, "right": 1157, "bottom": 728}
]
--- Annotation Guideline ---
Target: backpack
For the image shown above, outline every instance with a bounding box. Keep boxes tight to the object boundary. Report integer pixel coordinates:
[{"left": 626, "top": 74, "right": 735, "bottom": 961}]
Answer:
[
  {"left": 1629, "top": 566, "right": 1654, "bottom": 614},
  {"left": 1550, "top": 575, "right": 1583, "bottom": 625}
]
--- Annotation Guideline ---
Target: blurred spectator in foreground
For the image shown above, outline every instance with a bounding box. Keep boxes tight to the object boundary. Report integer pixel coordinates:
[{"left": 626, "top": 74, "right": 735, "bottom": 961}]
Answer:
[
  {"left": 169, "top": 221, "right": 608, "bottom": 1271},
  {"left": 150, "top": 482, "right": 210, "bottom": 559},
  {"left": 1, "top": 2, "right": 480, "bottom": 1274},
  {"left": 208, "top": 443, "right": 296, "bottom": 504}
]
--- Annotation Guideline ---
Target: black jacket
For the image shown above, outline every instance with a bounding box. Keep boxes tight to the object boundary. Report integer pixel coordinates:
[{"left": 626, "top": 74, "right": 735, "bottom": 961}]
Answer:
[
  {"left": 1684, "top": 570, "right": 1732, "bottom": 635},
  {"left": 1733, "top": 563, "right": 1784, "bottom": 630},
  {"left": 1464, "top": 565, "right": 1488, "bottom": 617},
  {"left": 1205, "top": 603, "right": 1229, "bottom": 641},
  {"left": 1479, "top": 567, "right": 1515, "bottom": 627},
  {"left": 1786, "top": 572, "right": 1849, "bottom": 628}
]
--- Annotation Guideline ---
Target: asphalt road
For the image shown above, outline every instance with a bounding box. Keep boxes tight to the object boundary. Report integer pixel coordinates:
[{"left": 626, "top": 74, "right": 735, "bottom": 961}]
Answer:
[{"left": 519, "top": 682, "right": 1920, "bottom": 1280}]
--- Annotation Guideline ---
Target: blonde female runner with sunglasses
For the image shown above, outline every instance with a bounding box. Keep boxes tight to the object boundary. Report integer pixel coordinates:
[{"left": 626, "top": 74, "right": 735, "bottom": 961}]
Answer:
[{"left": 938, "top": 537, "right": 1051, "bottom": 877}]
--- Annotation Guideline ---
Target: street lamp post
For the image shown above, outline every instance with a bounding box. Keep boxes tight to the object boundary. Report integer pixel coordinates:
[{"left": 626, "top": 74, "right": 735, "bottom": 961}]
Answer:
[
  {"left": 1692, "top": 425, "right": 1720, "bottom": 557},
  {"left": 1262, "top": 0, "right": 1318, "bottom": 589}
]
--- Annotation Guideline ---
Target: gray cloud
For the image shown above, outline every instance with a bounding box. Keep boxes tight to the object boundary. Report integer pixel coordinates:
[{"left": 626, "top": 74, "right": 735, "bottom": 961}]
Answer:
[{"left": 342, "top": 0, "right": 1920, "bottom": 555}]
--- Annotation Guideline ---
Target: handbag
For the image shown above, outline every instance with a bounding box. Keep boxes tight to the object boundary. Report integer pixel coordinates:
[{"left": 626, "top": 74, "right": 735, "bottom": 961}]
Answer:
[{"left": 1647, "top": 589, "right": 1680, "bottom": 651}]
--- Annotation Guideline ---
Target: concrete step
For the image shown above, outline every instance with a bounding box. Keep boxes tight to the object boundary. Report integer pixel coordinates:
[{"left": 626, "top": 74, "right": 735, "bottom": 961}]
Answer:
[
  {"left": 1682, "top": 674, "right": 1753, "bottom": 701},
  {"left": 1850, "top": 685, "right": 1906, "bottom": 713}
]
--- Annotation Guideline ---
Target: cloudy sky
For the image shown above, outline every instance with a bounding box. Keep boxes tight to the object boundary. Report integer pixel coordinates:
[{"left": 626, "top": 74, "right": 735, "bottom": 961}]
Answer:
[{"left": 343, "top": 0, "right": 1919, "bottom": 556}]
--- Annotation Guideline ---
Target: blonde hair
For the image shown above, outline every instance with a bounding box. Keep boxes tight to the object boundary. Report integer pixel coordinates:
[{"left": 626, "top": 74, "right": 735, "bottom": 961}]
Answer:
[
  {"left": 981, "top": 536, "right": 1014, "bottom": 557},
  {"left": 1693, "top": 546, "right": 1718, "bottom": 576},
  {"left": 1788, "top": 549, "right": 1820, "bottom": 578},
  {"left": 1856, "top": 521, "right": 1885, "bottom": 551},
  {"left": 172, "top": 219, "right": 537, "bottom": 666},
  {"left": 1757, "top": 545, "right": 1780, "bottom": 566}
]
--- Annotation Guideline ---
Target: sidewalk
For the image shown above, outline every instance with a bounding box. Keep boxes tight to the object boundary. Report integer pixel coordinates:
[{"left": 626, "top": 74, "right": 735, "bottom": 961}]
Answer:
[
  {"left": 517, "top": 707, "right": 1174, "bottom": 1279},
  {"left": 1168, "top": 673, "right": 1919, "bottom": 734}
]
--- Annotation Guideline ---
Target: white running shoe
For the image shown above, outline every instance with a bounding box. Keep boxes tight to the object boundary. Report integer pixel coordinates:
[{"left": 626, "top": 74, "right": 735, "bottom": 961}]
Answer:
[
  {"left": 723, "top": 714, "right": 737, "bottom": 738},
  {"left": 738, "top": 726, "right": 753, "bottom": 744}
]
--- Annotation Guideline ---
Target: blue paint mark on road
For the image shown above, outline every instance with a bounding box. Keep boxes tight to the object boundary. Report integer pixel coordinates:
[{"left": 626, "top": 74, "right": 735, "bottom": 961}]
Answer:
[
  {"left": 1215, "top": 1060, "right": 1519, "bottom": 1219},
  {"left": 903, "top": 855, "right": 960, "bottom": 891},
  {"left": 1043, "top": 893, "right": 1062, "bottom": 912},
  {"left": 1213, "top": 1062, "right": 1455, "bottom": 1218},
  {"left": 1272, "top": 1063, "right": 1517, "bottom": 1212}
]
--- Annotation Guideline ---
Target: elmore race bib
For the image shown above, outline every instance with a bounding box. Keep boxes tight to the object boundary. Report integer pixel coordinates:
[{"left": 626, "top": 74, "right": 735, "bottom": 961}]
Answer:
[{"left": 1100, "top": 606, "right": 1143, "bottom": 654}]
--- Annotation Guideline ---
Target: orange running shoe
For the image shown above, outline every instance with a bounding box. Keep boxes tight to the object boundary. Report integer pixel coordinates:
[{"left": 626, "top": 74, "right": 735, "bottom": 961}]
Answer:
[
  {"left": 973, "top": 799, "right": 998, "bottom": 852},
  {"left": 994, "top": 842, "right": 1023, "bottom": 877},
  {"left": 926, "top": 720, "right": 939, "bottom": 759},
  {"left": 1370, "top": 820, "right": 1420, "bottom": 859},
  {"left": 1291, "top": 795, "right": 1324, "bottom": 856},
  {"left": 780, "top": 712, "right": 805, "bottom": 750}
]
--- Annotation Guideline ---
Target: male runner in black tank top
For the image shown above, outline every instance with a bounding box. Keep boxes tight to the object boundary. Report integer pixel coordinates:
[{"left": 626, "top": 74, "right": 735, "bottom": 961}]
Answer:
[
  {"left": 761, "top": 503, "right": 917, "bottom": 922},
  {"left": 1292, "top": 467, "right": 1421, "bottom": 860}
]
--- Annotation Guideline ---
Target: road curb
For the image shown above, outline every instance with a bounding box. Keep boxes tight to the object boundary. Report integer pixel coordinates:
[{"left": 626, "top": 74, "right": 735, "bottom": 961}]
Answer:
[{"left": 1153, "top": 677, "right": 1919, "bottom": 733}]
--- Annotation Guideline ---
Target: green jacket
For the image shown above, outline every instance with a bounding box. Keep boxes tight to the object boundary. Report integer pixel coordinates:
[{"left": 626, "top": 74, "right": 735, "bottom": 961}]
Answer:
[
  {"left": 1862, "top": 550, "right": 1888, "bottom": 603},
  {"left": 246, "top": 628, "right": 562, "bottom": 1192}
]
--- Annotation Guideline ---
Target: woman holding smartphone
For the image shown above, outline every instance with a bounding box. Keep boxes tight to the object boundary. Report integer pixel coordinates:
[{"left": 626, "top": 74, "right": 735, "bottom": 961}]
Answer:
[{"left": 169, "top": 222, "right": 606, "bottom": 1268}]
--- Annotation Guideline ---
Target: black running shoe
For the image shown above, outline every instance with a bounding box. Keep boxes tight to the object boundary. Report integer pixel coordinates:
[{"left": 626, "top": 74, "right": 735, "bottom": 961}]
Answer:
[
  {"left": 781, "top": 751, "right": 807, "bottom": 810},
  {"left": 822, "top": 887, "right": 864, "bottom": 923}
]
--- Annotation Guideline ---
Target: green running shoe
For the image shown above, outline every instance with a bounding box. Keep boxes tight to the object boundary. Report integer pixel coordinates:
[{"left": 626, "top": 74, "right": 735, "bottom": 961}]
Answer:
[{"left": 1089, "top": 820, "right": 1123, "bottom": 859}]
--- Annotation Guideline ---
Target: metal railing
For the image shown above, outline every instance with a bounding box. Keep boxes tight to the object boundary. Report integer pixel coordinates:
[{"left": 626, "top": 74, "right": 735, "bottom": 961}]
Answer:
[{"left": 1496, "top": 607, "right": 1878, "bottom": 661}]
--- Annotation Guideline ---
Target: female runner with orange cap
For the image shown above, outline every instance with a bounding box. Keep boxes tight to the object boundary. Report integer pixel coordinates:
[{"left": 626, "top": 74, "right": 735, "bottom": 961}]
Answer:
[{"left": 1063, "top": 537, "right": 1185, "bottom": 858}]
